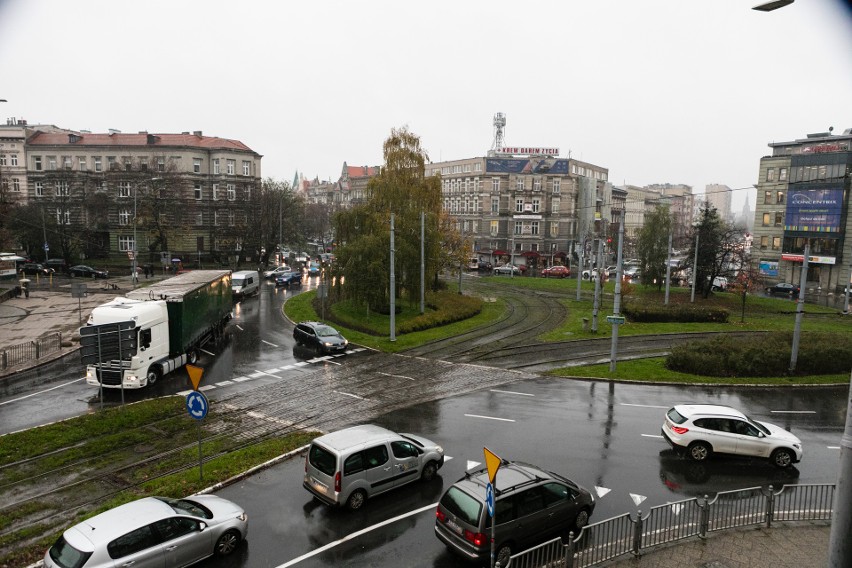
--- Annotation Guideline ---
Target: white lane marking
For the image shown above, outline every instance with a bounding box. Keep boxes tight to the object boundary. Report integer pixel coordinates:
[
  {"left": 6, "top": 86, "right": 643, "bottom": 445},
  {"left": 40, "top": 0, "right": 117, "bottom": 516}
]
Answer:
[
  {"left": 294, "top": 361, "right": 309, "bottom": 367},
  {"left": 490, "top": 389, "right": 534, "bottom": 397},
  {"left": 214, "top": 380, "right": 234, "bottom": 387},
  {"left": 620, "top": 403, "right": 670, "bottom": 409},
  {"left": 261, "top": 340, "right": 278, "bottom": 348},
  {"left": 265, "top": 367, "right": 281, "bottom": 373},
  {"left": 467, "top": 460, "right": 481, "bottom": 470},
  {"left": 828, "top": 446, "right": 841, "bottom": 450},
  {"left": 177, "top": 389, "right": 192, "bottom": 396},
  {"left": 770, "top": 410, "right": 816, "bottom": 414},
  {"left": 249, "top": 372, "right": 266, "bottom": 378},
  {"left": 464, "top": 414, "right": 515, "bottom": 423},
  {"left": 379, "top": 371, "right": 415, "bottom": 381},
  {"left": 630, "top": 493, "right": 647, "bottom": 506},
  {"left": 257, "top": 369, "right": 282, "bottom": 378},
  {"left": 0, "top": 377, "right": 86, "bottom": 406},
  {"left": 595, "top": 486, "right": 611, "bottom": 498},
  {"left": 642, "top": 434, "right": 664, "bottom": 438},
  {"left": 235, "top": 324, "right": 244, "bottom": 331},
  {"left": 198, "top": 385, "right": 216, "bottom": 392},
  {"left": 232, "top": 376, "right": 252, "bottom": 382},
  {"left": 200, "top": 348, "right": 216, "bottom": 356},
  {"left": 334, "top": 390, "right": 368, "bottom": 401},
  {"left": 277, "top": 502, "right": 437, "bottom": 567},
  {"left": 280, "top": 365, "right": 295, "bottom": 370}
]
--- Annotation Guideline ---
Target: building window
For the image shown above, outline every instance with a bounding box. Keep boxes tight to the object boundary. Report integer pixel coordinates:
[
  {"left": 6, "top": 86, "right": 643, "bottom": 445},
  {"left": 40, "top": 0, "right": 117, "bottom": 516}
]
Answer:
[
  {"left": 227, "top": 160, "right": 235, "bottom": 175},
  {"left": 0, "top": 155, "right": 5, "bottom": 166},
  {"left": 195, "top": 213, "right": 203, "bottom": 226},
  {"left": 118, "top": 236, "right": 135, "bottom": 252},
  {"left": 118, "top": 182, "right": 131, "bottom": 198},
  {"left": 193, "top": 158, "right": 202, "bottom": 173},
  {"left": 772, "top": 237, "right": 781, "bottom": 249},
  {"left": 243, "top": 161, "right": 250, "bottom": 176},
  {"left": 228, "top": 211, "right": 235, "bottom": 226},
  {"left": 100, "top": 180, "right": 108, "bottom": 192},
  {"left": 56, "top": 209, "right": 70, "bottom": 225},
  {"left": 491, "top": 198, "right": 498, "bottom": 214},
  {"left": 63, "top": 156, "right": 72, "bottom": 170},
  {"left": 119, "top": 209, "right": 131, "bottom": 226},
  {"left": 766, "top": 167, "right": 775, "bottom": 182},
  {"left": 475, "top": 163, "right": 482, "bottom": 172},
  {"left": 779, "top": 167, "right": 788, "bottom": 181},
  {"left": 490, "top": 220, "right": 498, "bottom": 236},
  {"left": 552, "top": 179, "right": 560, "bottom": 194},
  {"left": 532, "top": 199, "right": 541, "bottom": 213},
  {"left": 94, "top": 157, "right": 102, "bottom": 172},
  {"left": 764, "top": 191, "right": 772, "bottom": 204},
  {"left": 12, "top": 178, "right": 20, "bottom": 191},
  {"left": 245, "top": 185, "right": 251, "bottom": 200},
  {"left": 213, "top": 159, "right": 220, "bottom": 174},
  {"left": 763, "top": 213, "right": 770, "bottom": 226},
  {"left": 212, "top": 184, "right": 219, "bottom": 200},
  {"left": 227, "top": 184, "right": 235, "bottom": 201},
  {"left": 35, "top": 182, "right": 44, "bottom": 196},
  {"left": 514, "top": 221, "right": 522, "bottom": 235},
  {"left": 34, "top": 156, "right": 42, "bottom": 170},
  {"left": 530, "top": 221, "right": 540, "bottom": 235},
  {"left": 108, "top": 156, "right": 117, "bottom": 170},
  {"left": 56, "top": 181, "right": 70, "bottom": 196},
  {"left": 760, "top": 236, "right": 769, "bottom": 249},
  {"left": 492, "top": 178, "right": 500, "bottom": 192},
  {"left": 214, "top": 211, "right": 221, "bottom": 226},
  {"left": 10, "top": 154, "right": 17, "bottom": 166},
  {"left": 550, "top": 221, "right": 559, "bottom": 237},
  {"left": 776, "top": 191, "right": 785, "bottom": 204},
  {"left": 48, "top": 157, "right": 57, "bottom": 170},
  {"left": 139, "top": 160, "right": 147, "bottom": 171},
  {"left": 516, "top": 199, "right": 524, "bottom": 212},
  {"left": 157, "top": 157, "right": 165, "bottom": 172},
  {"left": 774, "top": 212, "right": 783, "bottom": 226},
  {"left": 124, "top": 161, "right": 132, "bottom": 172},
  {"left": 552, "top": 197, "right": 560, "bottom": 213},
  {"left": 194, "top": 184, "right": 202, "bottom": 200},
  {"left": 533, "top": 178, "right": 541, "bottom": 191},
  {"left": 78, "top": 157, "right": 87, "bottom": 171},
  {"left": 516, "top": 178, "right": 524, "bottom": 191}
]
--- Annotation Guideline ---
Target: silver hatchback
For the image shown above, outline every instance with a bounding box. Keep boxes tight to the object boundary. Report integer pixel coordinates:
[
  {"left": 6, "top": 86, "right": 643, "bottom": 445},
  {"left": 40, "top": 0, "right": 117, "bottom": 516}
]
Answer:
[{"left": 44, "top": 495, "right": 248, "bottom": 568}]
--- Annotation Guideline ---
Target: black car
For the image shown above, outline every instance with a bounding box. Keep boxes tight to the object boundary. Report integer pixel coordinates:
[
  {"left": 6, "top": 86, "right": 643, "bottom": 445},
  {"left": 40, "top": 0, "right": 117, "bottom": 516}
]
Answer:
[
  {"left": 20, "top": 263, "right": 54, "bottom": 276},
  {"left": 293, "top": 321, "right": 348, "bottom": 354},
  {"left": 275, "top": 270, "right": 302, "bottom": 288},
  {"left": 45, "top": 258, "right": 70, "bottom": 274},
  {"left": 765, "top": 282, "right": 800, "bottom": 296},
  {"left": 69, "top": 265, "right": 109, "bottom": 279}
]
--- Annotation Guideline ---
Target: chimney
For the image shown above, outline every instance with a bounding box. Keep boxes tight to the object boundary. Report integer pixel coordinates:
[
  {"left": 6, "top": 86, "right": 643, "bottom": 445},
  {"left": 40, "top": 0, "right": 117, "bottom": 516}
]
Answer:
[
  {"left": 193, "top": 130, "right": 202, "bottom": 137},
  {"left": 147, "top": 134, "right": 158, "bottom": 145},
  {"left": 108, "top": 128, "right": 121, "bottom": 135},
  {"left": 68, "top": 133, "right": 81, "bottom": 144}
]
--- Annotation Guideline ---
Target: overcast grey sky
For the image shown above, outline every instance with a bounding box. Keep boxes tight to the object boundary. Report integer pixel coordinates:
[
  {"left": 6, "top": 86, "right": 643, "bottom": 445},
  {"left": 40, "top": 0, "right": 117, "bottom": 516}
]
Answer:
[{"left": 1, "top": 0, "right": 850, "bottom": 212}]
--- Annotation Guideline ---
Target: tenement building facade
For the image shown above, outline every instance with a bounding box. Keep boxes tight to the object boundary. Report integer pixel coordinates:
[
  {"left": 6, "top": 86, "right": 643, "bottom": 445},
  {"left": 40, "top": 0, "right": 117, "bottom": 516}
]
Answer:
[
  {"left": 0, "top": 123, "right": 262, "bottom": 267},
  {"left": 424, "top": 151, "right": 614, "bottom": 270},
  {"left": 751, "top": 128, "right": 852, "bottom": 292}
]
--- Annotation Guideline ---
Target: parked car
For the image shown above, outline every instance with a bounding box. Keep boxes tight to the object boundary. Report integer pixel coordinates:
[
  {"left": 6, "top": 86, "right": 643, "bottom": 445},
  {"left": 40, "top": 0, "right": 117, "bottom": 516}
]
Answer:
[
  {"left": 765, "top": 282, "right": 800, "bottom": 297},
  {"left": 493, "top": 264, "right": 521, "bottom": 276},
  {"left": 661, "top": 403, "right": 802, "bottom": 468},
  {"left": 263, "top": 265, "right": 291, "bottom": 279},
  {"left": 45, "top": 258, "right": 71, "bottom": 274},
  {"left": 304, "top": 424, "right": 444, "bottom": 510},
  {"left": 541, "top": 265, "right": 570, "bottom": 278},
  {"left": 710, "top": 276, "right": 728, "bottom": 291},
  {"left": 435, "top": 461, "right": 596, "bottom": 566},
  {"left": 20, "top": 263, "right": 54, "bottom": 276},
  {"left": 293, "top": 321, "right": 348, "bottom": 354},
  {"left": 477, "top": 260, "right": 493, "bottom": 272},
  {"left": 43, "top": 494, "right": 247, "bottom": 568},
  {"left": 582, "top": 268, "right": 607, "bottom": 281},
  {"left": 275, "top": 270, "right": 302, "bottom": 288},
  {"left": 69, "top": 265, "right": 109, "bottom": 279}
]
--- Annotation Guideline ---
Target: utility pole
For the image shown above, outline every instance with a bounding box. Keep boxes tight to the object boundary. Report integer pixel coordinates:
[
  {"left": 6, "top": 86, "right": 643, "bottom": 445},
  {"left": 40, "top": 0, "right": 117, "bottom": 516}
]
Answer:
[
  {"left": 420, "top": 211, "right": 425, "bottom": 314},
  {"left": 389, "top": 213, "right": 396, "bottom": 342},
  {"left": 664, "top": 229, "right": 673, "bottom": 305},
  {"left": 591, "top": 239, "right": 603, "bottom": 333},
  {"left": 609, "top": 222, "right": 625, "bottom": 372},
  {"left": 690, "top": 232, "right": 699, "bottom": 303},
  {"left": 829, "top": 369, "right": 852, "bottom": 567},
  {"left": 789, "top": 243, "right": 809, "bottom": 371}
]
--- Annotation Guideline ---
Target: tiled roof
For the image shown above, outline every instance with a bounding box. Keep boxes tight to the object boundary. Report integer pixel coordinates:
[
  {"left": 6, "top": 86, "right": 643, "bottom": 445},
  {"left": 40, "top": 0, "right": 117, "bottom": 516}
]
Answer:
[
  {"left": 346, "top": 165, "right": 379, "bottom": 178},
  {"left": 27, "top": 131, "right": 256, "bottom": 153}
]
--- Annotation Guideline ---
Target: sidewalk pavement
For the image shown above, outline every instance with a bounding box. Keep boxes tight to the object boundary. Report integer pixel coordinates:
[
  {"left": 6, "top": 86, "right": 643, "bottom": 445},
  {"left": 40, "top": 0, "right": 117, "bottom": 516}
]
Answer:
[
  {"left": 0, "top": 273, "right": 168, "bottom": 376},
  {"left": 599, "top": 522, "right": 830, "bottom": 568}
]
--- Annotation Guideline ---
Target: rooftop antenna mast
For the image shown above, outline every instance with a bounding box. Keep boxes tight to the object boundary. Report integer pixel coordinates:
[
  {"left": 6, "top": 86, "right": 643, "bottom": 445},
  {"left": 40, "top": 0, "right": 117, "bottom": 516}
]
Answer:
[{"left": 488, "top": 112, "right": 506, "bottom": 157}]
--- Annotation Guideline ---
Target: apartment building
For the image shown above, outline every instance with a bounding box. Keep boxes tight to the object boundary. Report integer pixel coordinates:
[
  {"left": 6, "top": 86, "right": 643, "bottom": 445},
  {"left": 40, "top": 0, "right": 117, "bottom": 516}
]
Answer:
[{"left": 752, "top": 128, "right": 852, "bottom": 292}]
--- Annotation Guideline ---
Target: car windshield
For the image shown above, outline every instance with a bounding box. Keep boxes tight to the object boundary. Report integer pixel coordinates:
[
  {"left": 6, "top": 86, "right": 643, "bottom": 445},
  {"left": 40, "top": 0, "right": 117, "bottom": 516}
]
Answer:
[
  {"left": 48, "top": 535, "right": 92, "bottom": 568},
  {"left": 233, "top": 278, "right": 245, "bottom": 286},
  {"left": 155, "top": 496, "right": 213, "bottom": 519},
  {"left": 315, "top": 325, "right": 339, "bottom": 338},
  {"left": 745, "top": 415, "right": 771, "bottom": 436},
  {"left": 440, "top": 486, "right": 482, "bottom": 526}
]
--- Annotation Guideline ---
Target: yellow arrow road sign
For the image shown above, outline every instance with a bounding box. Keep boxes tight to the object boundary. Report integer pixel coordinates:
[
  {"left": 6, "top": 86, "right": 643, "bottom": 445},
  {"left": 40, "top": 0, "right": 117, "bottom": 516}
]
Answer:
[
  {"left": 483, "top": 447, "right": 502, "bottom": 485},
  {"left": 186, "top": 364, "right": 204, "bottom": 390}
]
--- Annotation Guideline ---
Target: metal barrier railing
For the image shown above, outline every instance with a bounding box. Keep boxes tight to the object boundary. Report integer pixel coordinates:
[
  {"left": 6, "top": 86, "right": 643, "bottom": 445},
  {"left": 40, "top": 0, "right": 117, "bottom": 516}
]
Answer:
[
  {"left": 0, "top": 332, "right": 63, "bottom": 371},
  {"left": 507, "top": 483, "right": 835, "bottom": 568}
]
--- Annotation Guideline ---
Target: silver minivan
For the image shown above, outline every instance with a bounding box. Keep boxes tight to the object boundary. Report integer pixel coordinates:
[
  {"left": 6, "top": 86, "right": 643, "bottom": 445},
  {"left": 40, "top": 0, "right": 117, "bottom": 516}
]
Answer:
[
  {"left": 303, "top": 424, "right": 444, "bottom": 510},
  {"left": 231, "top": 270, "right": 259, "bottom": 298}
]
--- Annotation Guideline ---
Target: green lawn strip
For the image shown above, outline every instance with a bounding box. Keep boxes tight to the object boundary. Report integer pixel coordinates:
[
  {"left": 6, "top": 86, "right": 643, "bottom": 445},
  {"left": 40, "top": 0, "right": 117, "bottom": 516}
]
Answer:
[{"left": 548, "top": 357, "right": 847, "bottom": 385}]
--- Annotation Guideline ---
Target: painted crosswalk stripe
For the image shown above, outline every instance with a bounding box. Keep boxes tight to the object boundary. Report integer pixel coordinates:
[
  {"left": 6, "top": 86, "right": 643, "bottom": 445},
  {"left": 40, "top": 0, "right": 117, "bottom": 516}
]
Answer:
[{"left": 464, "top": 414, "right": 515, "bottom": 423}]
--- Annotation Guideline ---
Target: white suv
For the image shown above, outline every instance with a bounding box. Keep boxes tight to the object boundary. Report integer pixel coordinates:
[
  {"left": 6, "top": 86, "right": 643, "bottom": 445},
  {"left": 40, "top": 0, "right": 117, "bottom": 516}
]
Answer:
[{"left": 661, "top": 404, "right": 802, "bottom": 468}]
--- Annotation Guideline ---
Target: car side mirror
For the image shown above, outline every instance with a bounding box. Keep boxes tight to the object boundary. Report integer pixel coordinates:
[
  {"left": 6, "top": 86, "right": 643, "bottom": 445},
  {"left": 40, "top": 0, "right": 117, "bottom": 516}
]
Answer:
[{"left": 198, "top": 522, "right": 207, "bottom": 531}]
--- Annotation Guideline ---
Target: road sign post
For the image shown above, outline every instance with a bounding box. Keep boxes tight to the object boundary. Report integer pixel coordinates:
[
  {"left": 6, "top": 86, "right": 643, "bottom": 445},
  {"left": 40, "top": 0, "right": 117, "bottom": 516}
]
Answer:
[
  {"left": 484, "top": 447, "right": 503, "bottom": 568},
  {"left": 186, "top": 390, "right": 208, "bottom": 481}
]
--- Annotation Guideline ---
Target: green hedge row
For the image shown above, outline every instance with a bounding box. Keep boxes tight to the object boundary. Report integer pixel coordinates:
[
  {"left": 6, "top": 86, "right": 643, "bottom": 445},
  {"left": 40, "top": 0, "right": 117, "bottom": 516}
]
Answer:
[
  {"left": 665, "top": 332, "right": 852, "bottom": 377},
  {"left": 623, "top": 302, "right": 729, "bottom": 323},
  {"left": 396, "top": 291, "right": 482, "bottom": 334}
]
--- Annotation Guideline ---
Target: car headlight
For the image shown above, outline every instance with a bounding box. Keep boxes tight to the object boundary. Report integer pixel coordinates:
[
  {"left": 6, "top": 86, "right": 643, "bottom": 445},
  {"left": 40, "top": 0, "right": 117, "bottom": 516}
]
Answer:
[
  {"left": 435, "top": 446, "right": 444, "bottom": 454},
  {"left": 237, "top": 512, "right": 247, "bottom": 522},
  {"left": 792, "top": 443, "right": 801, "bottom": 449}
]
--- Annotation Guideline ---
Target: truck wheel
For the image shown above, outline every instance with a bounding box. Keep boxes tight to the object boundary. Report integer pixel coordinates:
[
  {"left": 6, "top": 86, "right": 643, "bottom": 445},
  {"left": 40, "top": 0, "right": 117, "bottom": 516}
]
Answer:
[
  {"left": 146, "top": 368, "right": 161, "bottom": 386},
  {"left": 187, "top": 350, "right": 199, "bottom": 365}
]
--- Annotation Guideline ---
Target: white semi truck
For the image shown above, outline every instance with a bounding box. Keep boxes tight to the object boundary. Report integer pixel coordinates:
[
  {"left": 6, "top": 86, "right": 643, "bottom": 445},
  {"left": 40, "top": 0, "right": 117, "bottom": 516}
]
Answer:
[{"left": 83, "top": 270, "right": 232, "bottom": 389}]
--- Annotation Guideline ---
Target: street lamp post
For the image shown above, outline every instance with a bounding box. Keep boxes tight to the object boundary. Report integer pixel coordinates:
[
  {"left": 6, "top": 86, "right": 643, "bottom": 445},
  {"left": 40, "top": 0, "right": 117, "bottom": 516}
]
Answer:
[{"left": 131, "top": 183, "right": 138, "bottom": 289}]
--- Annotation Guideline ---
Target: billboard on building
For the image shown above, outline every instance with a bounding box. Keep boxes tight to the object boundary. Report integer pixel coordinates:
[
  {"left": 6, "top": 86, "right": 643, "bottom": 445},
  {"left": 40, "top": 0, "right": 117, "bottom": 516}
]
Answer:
[
  {"left": 759, "top": 259, "right": 779, "bottom": 277},
  {"left": 486, "top": 158, "right": 569, "bottom": 174},
  {"left": 784, "top": 187, "right": 844, "bottom": 232}
]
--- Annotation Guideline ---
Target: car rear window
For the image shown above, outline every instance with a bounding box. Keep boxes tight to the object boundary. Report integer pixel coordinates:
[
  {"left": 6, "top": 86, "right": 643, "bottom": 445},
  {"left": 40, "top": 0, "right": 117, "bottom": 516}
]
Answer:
[
  {"left": 309, "top": 444, "right": 336, "bottom": 476},
  {"left": 440, "top": 486, "right": 483, "bottom": 527},
  {"left": 48, "top": 536, "right": 92, "bottom": 568},
  {"left": 667, "top": 408, "right": 687, "bottom": 424}
]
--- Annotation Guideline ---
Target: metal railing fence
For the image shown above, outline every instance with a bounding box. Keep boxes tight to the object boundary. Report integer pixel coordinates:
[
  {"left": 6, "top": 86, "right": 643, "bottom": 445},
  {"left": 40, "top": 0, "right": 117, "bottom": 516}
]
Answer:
[
  {"left": 0, "top": 332, "right": 63, "bottom": 371},
  {"left": 507, "top": 482, "right": 835, "bottom": 568}
]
